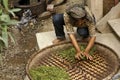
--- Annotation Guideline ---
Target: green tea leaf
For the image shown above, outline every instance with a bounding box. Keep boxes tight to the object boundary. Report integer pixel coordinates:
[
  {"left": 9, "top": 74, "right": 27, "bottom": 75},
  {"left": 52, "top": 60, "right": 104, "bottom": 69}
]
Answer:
[
  {"left": 30, "top": 66, "right": 70, "bottom": 80},
  {"left": 58, "top": 44, "right": 96, "bottom": 61}
]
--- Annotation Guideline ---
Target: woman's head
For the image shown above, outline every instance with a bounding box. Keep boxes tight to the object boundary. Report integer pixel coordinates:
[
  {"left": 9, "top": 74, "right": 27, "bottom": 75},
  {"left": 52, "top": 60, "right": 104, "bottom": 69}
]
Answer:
[{"left": 66, "top": 4, "right": 86, "bottom": 20}]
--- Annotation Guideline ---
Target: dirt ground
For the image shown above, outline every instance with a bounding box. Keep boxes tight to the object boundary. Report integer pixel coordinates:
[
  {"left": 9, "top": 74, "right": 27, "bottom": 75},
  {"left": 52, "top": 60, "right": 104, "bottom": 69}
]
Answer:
[{"left": 0, "top": 0, "right": 115, "bottom": 80}]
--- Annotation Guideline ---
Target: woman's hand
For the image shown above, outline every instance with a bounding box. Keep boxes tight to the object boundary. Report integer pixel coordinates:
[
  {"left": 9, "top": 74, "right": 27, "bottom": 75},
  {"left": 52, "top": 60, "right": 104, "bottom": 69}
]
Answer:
[
  {"left": 75, "top": 51, "right": 93, "bottom": 60},
  {"left": 83, "top": 51, "right": 93, "bottom": 60},
  {"left": 75, "top": 51, "right": 84, "bottom": 60}
]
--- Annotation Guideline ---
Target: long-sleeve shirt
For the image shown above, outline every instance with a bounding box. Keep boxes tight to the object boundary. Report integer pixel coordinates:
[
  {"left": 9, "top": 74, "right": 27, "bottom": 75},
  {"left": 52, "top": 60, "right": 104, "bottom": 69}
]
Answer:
[{"left": 63, "top": 6, "right": 96, "bottom": 37}]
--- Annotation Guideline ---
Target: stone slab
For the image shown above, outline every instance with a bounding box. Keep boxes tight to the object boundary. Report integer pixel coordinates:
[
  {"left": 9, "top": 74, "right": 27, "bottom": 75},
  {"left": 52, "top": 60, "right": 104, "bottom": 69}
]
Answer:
[
  {"left": 95, "top": 33, "right": 120, "bottom": 58},
  {"left": 96, "top": 2, "right": 120, "bottom": 33},
  {"left": 36, "top": 31, "right": 70, "bottom": 49},
  {"left": 108, "top": 19, "right": 120, "bottom": 39},
  {"left": 36, "top": 31, "right": 56, "bottom": 49}
]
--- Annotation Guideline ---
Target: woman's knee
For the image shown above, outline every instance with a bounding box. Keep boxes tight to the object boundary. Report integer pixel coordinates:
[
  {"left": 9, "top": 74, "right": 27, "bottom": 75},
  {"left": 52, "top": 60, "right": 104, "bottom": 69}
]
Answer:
[
  {"left": 52, "top": 14, "right": 63, "bottom": 24},
  {"left": 77, "top": 27, "right": 89, "bottom": 38}
]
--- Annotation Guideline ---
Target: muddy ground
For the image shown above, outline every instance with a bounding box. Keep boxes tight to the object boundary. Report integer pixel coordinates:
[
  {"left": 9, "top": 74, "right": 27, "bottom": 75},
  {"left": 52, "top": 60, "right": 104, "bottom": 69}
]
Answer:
[{"left": 0, "top": 0, "right": 115, "bottom": 80}]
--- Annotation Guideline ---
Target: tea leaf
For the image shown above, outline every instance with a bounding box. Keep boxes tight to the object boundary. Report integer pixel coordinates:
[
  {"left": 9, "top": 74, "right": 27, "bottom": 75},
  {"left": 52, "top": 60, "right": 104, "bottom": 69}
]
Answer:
[
  {"left": 30, "top": 66, "right": 70, "bottom": 80},
  {"left": 58, "top": 44, "right": 96, "bottom": 61}
]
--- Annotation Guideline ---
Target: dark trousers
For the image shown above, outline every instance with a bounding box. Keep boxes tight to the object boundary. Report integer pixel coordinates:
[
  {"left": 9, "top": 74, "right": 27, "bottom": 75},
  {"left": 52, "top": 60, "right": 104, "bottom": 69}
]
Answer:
[
  {"left": 52, "top": 14, "right": 89, "bottom": 39},
  {"left": 52, "top": 14, "right": 65, "bottom": 39}
]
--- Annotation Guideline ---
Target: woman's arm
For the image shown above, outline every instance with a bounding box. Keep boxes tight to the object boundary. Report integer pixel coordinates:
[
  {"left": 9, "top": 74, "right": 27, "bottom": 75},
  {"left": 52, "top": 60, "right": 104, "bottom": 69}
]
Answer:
[
  {"left": 85, "top": 36, "right": 96, "bottom": 53},
  {"left": 68, "top": 33, "right": 83, "bottom": 60},
  {"left": 83, "top": 36, "right": 96, "bottom": 60},
  {"left": 64, "top": 13, "right": 83, "bottom": 60},
  {"left": 69, "top": 33, "right": 80, "bottom": 52}
]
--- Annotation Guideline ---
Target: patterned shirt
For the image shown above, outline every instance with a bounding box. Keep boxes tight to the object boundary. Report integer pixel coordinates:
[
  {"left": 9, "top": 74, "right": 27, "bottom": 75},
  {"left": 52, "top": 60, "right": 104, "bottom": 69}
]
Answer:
[{"left": 63, "top": 6, "right": 96, "bottom": 37}]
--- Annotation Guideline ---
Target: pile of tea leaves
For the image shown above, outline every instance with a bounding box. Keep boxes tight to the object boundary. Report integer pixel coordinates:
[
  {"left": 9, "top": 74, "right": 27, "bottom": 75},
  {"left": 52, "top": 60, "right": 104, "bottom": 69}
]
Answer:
[
  {"left": 57, "top": 44, "right": 96, "bottom": 62},
  {"left": 30, "top": 66, "right": 70, "bottom": 80}
]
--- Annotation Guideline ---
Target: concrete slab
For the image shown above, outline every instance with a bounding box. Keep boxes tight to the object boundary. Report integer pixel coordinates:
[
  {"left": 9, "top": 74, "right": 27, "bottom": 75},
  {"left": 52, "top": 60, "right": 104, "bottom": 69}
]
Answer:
[
  {"left": 96, "top": 2, "right": 120, "bottom": 33},
  {"left": 95, "top": 33, "right": 120, "bottom": 58},
  {"left": 36, "top": 31, "right": 70, "bottom": 49},
  {"left": 108, "top": 18, "right": 120, "bottom": 39},
  {"left": 36, "top": 31, "right": 56, "bottom": 49}
]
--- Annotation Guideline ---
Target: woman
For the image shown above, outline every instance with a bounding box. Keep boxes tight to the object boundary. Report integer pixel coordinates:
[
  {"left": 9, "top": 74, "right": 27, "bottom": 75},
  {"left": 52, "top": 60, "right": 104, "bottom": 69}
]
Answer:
[{"left": 52, "top": 4, "right": 96, "bottom": 60}]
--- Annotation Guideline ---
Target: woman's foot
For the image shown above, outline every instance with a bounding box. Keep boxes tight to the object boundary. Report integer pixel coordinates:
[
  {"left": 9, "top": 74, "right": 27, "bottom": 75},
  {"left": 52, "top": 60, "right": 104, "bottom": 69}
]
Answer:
[{"left": 52, "top": 38, "right": 66, "bottom": 44}]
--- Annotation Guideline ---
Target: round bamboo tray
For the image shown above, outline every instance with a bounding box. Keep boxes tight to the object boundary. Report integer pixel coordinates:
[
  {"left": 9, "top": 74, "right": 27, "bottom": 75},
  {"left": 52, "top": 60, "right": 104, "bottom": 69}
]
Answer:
[{"left": 26, "top": 41, "right": 120, "bottom": 80}]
